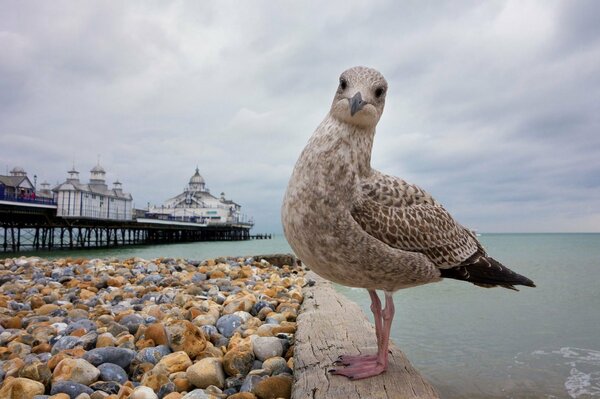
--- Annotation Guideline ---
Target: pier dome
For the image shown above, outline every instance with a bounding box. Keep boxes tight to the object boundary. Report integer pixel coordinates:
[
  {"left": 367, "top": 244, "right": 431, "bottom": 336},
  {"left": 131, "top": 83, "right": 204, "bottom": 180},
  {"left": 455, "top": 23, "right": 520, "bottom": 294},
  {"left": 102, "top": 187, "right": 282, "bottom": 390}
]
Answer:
[
  {"left": 188, "top": 167, "right": 206, "bottom": 192},
  {"left": 91, "top": 164, "right": 106, "bottom": 174}
]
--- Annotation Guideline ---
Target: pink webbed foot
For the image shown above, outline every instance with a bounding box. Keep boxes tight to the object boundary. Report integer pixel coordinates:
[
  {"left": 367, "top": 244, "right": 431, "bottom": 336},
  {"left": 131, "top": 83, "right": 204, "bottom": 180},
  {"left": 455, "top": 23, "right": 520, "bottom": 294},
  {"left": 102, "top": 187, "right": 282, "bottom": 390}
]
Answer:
[
  {"left": 329, "top": 359, "right": 387, "bottom": 380},
  {"left": 329, "top": 290, "right": 396, "bottom": 381},
  {"left": 334, "top": 353, "right": 378, "bottom": 366}
]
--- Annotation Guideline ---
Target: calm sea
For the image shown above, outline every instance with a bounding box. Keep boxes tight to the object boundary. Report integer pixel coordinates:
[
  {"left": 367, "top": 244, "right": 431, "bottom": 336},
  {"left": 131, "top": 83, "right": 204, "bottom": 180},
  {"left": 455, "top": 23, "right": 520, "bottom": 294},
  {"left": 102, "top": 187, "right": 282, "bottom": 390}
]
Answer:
[{"left": 11, "top": 233, "right": 600, "bottom": 398}]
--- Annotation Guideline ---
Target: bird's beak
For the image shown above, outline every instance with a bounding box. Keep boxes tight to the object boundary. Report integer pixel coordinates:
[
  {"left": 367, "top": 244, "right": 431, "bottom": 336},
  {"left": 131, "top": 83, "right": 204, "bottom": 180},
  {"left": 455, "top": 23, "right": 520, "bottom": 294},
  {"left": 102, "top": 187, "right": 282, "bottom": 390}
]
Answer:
[{"left": 349, "top": 92, "right": 366, "bottom": 116}]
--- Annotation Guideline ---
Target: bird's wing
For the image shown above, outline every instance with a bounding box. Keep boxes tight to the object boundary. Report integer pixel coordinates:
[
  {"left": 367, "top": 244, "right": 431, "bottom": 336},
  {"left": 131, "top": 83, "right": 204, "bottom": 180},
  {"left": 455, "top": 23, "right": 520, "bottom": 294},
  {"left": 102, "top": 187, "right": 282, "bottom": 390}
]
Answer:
[{"left": 351, "top": 171, "right": 481, "bottom": 269}]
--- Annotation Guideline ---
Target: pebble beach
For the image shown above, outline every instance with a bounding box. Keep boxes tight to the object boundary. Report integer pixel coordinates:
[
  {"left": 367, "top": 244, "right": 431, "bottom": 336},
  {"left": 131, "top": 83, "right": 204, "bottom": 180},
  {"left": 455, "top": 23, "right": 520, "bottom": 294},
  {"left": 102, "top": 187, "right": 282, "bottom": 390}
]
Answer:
[{"left": 0, "top": 254, "right": 304, "bottom": 399}]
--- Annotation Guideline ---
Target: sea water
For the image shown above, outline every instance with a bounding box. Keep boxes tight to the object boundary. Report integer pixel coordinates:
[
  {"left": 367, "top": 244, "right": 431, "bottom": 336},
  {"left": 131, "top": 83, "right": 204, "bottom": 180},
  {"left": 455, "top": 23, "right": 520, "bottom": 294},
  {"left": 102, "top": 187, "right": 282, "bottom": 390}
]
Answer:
[{"left": 14, "top": 233, "right": 600, "bottom": 398}]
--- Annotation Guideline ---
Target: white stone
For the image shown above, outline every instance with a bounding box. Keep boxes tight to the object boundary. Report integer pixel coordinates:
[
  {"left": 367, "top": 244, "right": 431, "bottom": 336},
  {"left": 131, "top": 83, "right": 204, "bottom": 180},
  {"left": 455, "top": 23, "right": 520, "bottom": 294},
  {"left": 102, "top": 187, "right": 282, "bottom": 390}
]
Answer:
[{"left": 129, "top": 386, "right": 159, "bottom": 399}]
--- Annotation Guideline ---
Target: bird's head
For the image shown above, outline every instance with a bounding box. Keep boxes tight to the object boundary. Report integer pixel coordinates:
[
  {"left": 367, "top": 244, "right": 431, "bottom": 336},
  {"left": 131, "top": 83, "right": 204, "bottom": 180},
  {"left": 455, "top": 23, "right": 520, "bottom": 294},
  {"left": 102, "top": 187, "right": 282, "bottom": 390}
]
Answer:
[{"left": 330, "top": 66, "right": 388, "bottom": 129}]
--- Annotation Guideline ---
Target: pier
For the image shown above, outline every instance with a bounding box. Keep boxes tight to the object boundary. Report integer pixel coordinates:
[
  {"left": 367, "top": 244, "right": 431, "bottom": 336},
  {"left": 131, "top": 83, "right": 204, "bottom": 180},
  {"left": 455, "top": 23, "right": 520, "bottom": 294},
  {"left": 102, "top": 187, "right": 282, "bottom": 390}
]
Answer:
[
  {"left": 0, "top": 199, "right": 266, "bottom": 253},
  {"left": 293, "top": 271, "right": 439, "bottom": 399}
]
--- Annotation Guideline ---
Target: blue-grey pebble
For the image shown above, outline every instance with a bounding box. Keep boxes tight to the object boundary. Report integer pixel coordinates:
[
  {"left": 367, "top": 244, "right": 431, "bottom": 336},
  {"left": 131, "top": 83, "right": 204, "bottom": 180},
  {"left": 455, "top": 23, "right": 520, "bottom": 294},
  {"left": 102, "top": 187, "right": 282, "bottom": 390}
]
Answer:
[
  {"left": 142, "top": 275, "right": 163, "bottom": 284},
  {"left": 98, "top": 363, "right": 128, "bottom": 384},
  {"left": 191, "top": 273, "right": 207, "bottom": 283},
  {"left": 216, "top": 314, "right": 243, "bottom": 338},
  {"left": 50, "top": 380, "right": 94, "bottom": 398},
  {"left": 78, "top": 331, "right": 98, "bottom": 350},
  {"left": 157, "top": 381, "right": 176, "bottom": 399},
  {"left": 251, "top": 301, "right": 275, "bottom": 316},
  {"left": 83, "top": 347, "right": 136, "bottom": 368},
  {"left": 135, "top": 345, "right": 171, "bottom": 364},
  {"left": 51, "top": 336, "right": 81, "bottom": 355},
  {"left": 119, "top": 313, "right": 144, "bottom": 334},
  {"left": 264, "top": 317, "right": 280, "bottom": 325},
  {"left": 225, "top": 375, "right": 245, "bottom": 390},
  {"left": 89, "top": 380, "right": 121, "bottom": 394},
  {"left": 64, "top": 318, "right": 97, "bottom": 335},
  {"left": 201, "top": 325, "right": 218, "bottom": 337},
  {"left": 240, "top": 374, "right": 265, "bottom": 393}
]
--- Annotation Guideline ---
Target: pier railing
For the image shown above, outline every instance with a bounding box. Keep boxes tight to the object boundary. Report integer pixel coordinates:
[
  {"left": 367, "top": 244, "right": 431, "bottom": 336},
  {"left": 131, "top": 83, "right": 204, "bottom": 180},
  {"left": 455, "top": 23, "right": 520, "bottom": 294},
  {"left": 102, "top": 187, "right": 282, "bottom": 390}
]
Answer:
[{"left": 0, "top": 192, "right": 56, "bottom": 206}]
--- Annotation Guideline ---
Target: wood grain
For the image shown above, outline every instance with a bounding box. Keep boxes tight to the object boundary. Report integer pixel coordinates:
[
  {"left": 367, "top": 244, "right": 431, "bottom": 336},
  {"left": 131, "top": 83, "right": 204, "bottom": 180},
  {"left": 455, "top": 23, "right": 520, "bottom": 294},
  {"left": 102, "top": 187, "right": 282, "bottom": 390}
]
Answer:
[{"left": 293, "top": 272, "right": 440, "bottom": 399}]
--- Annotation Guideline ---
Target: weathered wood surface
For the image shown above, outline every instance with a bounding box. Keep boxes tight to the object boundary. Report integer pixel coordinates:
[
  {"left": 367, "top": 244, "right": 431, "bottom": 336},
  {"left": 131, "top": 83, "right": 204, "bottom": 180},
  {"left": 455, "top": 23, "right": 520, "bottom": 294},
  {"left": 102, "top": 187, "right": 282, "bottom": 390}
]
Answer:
[{"left": 293, "top": 272, "right": 439, "bottom": 399}]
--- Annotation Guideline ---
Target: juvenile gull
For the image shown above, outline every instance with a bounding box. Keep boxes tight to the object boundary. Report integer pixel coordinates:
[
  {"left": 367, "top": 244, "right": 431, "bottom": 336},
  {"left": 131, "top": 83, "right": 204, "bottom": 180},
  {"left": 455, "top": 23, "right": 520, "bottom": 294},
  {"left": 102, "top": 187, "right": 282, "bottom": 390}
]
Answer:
[{"left": 281, "top": 66, "right": 535, "bottom": 380}]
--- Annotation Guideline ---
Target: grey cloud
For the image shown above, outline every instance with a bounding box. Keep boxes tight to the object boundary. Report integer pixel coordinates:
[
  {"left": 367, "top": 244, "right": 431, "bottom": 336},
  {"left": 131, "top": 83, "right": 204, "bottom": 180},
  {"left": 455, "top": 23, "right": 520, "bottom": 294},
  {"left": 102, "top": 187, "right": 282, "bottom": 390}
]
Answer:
[{"left": 1, "top": 0, "right": 599, "bottom": 233}]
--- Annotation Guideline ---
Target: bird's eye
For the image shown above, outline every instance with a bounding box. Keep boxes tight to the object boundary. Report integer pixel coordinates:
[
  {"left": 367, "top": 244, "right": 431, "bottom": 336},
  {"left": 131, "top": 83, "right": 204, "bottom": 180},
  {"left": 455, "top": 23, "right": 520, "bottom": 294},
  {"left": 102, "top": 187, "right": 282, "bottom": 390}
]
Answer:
[
  {"left": 374, "top": 87, "right": 385, "bottom": 98},
  {"left": 339, "top": 78, "right": 347, "bottom": 90}
]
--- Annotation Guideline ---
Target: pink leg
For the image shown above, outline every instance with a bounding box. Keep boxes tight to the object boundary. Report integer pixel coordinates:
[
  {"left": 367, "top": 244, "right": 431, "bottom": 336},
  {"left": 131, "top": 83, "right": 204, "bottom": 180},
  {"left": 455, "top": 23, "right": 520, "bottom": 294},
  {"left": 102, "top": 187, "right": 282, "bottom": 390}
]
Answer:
[
  {"left": 330, "top": 291, "right": 395, "bottom": 380},
  {"left": 335, "top": 290, "right": 382, "bottom": 366}
]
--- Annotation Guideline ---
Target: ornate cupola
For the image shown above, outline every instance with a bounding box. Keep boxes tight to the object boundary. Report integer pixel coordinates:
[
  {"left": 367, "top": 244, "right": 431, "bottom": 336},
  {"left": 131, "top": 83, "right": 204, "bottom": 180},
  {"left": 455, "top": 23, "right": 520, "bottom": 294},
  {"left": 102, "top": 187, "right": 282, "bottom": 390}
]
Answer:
[
  {"left": 89, "top": 163, "right": 108, "bottom": 190},
  {"left": 188, "top": 167, "right": 206, "bottom": 192},
  {"left": 67, "top": 167, "right": 80, "bottom": 183}
]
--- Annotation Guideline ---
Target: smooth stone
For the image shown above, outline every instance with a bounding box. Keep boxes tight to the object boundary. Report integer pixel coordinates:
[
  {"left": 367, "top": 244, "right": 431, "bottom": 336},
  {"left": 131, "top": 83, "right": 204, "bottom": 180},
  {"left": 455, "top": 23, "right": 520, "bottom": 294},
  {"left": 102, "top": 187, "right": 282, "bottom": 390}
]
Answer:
[
  {"left": 222, "top": 293, "right": 256, "bottom": 314},
  {"left": 180, "top": 390, "right": 209, "bottom": 399},
  {"left": 144, "top": 323, "right": 168, "bottom": 346},
  {"left": 18, "top": 361, "right": 52, "bottom": 386},
  {"left": 140, "top": 369, "right": 169, "bottom": 391},
  {"left": 50, "top": 380, "right": 94, "bottom": 398},
  {"left": 251, "top": 301, "right": 274, "bottom": 317},
  {"left": 119, "top": 314, "right": 144, "bottom": 334},
  {"left": 223, "top": 346, "right": 254, "bottom": 377},
  {"left": 156, "top": 381, "right": 176, "bottom": 399},
  {"left": 135, "top": 345, "right": 172, "bottom": 365},
  {"left": 154, "top": 351, "right": 192, "bottom": 374},
  {"left": 82, "top": 347, "right": 136, "bottom": 368},
  {"left": 252, "top": 374, "right": 292, "bottom": 399},
  {"left": 129, "top": 385, "right": 158, "bottom": 399},
  {"left": 251, "top": 337, "right": 284, "bottom": 361},
  {"left": 64, "top": 319, "right": 96, "bottom": 335},
  {"left": 95, "top": 333, "right": 116, "bottom": 348},
  {"left": 165, "top": 320, "right": 207, "bottom": 358},
  {"left": 261, "top": 357, "right": 289, "bottom": 376},
  {"left": 97, "top": 363, "right": 128, "bottom": 384},
  {"left": 78, "top": 331, "right": 98, "bottom": 350},
  {"left": 216, "top": 315, "right": 242, "bottom": 338},
  {"left": 52, "top": 358, "right": 100, "bottom": 386},
  {"left": 0, "top": 377, "right": 45, "bottom": 398},
  {"left": 186, "top": 357, "right": 225, "bottom": 389},
  {"left": 51, "top": 336, "right": 82, "bottom": 355}
]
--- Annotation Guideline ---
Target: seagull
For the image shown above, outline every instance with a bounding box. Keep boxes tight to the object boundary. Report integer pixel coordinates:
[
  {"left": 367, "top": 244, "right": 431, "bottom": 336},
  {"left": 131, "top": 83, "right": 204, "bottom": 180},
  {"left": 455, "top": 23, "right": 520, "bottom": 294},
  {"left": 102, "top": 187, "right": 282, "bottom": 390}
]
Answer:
[{"left": 281, "top": 66, "right": 535, "bottom": 380}]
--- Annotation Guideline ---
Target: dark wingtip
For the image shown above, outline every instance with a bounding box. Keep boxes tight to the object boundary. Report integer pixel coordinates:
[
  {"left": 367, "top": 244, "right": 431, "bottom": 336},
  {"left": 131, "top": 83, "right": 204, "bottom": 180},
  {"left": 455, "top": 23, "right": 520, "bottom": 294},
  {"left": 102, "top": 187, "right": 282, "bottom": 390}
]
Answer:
[{"left": 442, "top": 255, "right": 536, "bottom": 290}]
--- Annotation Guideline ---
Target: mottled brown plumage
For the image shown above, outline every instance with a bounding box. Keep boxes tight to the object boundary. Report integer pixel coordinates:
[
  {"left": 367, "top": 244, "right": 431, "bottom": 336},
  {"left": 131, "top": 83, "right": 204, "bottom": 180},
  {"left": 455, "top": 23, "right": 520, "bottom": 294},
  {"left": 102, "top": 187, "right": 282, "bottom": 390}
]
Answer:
[{"left": 281, "top": 66, "right": 534, "bottom": 379}]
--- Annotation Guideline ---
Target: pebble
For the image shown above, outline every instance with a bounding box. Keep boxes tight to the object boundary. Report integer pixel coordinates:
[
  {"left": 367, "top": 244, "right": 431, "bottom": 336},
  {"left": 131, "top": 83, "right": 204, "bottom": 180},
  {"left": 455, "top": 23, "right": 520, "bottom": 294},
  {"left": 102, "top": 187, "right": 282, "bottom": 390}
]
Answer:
[
  {"left": 0, "top": 255, "right": 303, "bottom": 399},
  {"left": 251, "top": 337, "right": 284, "bottom": 361},
  {"left": 186, "top": 357, "right": 226, "bottom": 389},
  {"left": 97, "top": 363, "right": 128, "bottom": 384},
  {"left": 216, "top": 315, "right": 243, "bottom": 338},
  {"left": 82, "top": 347, "right": 136, "bottom": 368}
]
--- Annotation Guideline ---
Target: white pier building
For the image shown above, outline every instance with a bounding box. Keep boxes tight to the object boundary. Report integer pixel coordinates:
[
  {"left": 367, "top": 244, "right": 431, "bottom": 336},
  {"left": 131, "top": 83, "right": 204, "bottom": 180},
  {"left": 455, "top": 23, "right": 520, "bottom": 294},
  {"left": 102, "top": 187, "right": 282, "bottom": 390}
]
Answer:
[
  {"left": 53, "top": 164, "right": 133, "bottom": 220},
  {"left": 147, "top": 167, "right": 248, "bottom": 225}
]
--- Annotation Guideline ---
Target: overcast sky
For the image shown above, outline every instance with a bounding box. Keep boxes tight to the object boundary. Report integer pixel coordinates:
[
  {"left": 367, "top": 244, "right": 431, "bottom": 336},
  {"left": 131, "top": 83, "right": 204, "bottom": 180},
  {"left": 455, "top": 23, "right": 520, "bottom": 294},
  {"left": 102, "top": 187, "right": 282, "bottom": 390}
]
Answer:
[{"left": 1, "top": 1, "right": 599, "bottom": 233}]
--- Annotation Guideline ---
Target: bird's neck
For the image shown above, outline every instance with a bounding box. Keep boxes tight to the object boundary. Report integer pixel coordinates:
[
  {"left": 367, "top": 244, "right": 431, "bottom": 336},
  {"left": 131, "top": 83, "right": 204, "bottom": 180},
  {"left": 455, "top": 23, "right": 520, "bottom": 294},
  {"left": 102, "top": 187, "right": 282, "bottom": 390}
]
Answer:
[{"left": 309, "top": 115, "right": 375, "bottom": 178}]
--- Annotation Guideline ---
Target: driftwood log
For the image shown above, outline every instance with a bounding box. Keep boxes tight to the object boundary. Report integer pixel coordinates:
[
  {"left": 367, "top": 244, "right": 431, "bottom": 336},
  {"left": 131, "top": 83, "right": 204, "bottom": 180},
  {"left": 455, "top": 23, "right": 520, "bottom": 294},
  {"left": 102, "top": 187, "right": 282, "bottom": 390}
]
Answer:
[{"left": 293, "top": 271, "right": 439, "bottom": 399}]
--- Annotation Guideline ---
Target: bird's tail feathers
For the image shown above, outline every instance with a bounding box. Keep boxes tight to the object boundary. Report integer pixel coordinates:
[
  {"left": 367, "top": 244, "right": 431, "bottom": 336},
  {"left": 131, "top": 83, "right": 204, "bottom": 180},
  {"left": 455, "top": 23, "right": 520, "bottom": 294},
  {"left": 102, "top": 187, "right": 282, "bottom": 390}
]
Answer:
[{"left": 440, "top": 255, "right": 536, "bottom": 290}]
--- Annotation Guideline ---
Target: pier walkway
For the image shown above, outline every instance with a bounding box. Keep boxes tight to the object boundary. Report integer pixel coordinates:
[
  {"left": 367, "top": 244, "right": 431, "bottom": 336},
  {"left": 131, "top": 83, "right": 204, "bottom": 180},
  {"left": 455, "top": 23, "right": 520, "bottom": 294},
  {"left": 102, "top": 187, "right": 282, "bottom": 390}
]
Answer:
[
  {"left": 0, "top": 200, "right": 267, "bottom": 253},
  {"left": 293, "top": 271, "right": 439, "bottom": 399}
]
